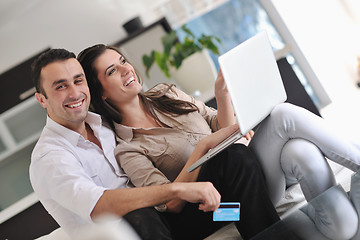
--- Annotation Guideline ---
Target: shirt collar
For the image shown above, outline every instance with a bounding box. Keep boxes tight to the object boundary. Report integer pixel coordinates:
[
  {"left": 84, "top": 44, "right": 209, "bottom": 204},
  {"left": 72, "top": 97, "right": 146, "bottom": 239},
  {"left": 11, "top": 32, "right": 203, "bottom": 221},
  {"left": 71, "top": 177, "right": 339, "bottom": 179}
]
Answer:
[
  {"left": 114, "top": 122, "right": 134, "bottom": 143},
  {"left": 45, "top": 112, "right": 103, "bottom": 146},
  {"left": 85, "top": 112, "right": 103, "bottom": 139}
]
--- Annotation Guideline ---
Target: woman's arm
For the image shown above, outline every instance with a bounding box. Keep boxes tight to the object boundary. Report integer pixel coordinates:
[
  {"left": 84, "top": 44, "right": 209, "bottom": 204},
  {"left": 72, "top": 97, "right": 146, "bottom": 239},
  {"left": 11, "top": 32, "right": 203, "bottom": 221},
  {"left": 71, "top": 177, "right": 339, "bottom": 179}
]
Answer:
[
  {"left": 214, "top": 68, "right": 236, "bottom": 128},
  {"left": 166, "top": 124, "right": 240, "bottom": 213}
]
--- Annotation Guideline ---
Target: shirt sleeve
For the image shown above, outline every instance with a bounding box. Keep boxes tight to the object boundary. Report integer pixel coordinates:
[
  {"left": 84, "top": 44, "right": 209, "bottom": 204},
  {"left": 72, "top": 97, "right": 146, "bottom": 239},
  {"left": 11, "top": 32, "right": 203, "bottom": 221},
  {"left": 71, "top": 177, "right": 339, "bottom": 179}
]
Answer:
[
  {"left": 168, "top": 85, "right": 221, "bottom": 132},
  {"left": 30, "top": 149, "right": 105, "bottom": 223},
  {"left": 114, "top": 138, "right": 171, "bottom": 187}
]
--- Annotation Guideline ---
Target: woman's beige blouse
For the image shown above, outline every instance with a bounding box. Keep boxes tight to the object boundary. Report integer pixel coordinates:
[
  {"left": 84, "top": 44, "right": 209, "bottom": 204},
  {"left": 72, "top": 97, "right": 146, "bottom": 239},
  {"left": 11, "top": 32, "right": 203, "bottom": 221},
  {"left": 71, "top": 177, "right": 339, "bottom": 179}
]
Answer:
[{"left": 114, "top": 84, "right": 220, "bottom": 187}]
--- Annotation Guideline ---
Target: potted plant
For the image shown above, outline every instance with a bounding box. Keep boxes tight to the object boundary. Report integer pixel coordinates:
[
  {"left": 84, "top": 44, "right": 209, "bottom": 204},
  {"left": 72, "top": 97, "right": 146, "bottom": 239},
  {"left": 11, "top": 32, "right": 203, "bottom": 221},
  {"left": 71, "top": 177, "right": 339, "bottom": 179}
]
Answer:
[{"left": 142, "top": 25, "right": 221, "bottom": 79}]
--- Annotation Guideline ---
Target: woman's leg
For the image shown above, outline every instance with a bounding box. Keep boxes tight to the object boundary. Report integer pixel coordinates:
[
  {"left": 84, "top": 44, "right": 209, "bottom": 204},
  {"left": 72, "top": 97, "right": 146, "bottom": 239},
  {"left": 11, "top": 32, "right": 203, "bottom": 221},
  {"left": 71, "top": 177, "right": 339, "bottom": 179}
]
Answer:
[
  {"left": 197, "top": 144, "right": 282, "bottom": 240},
  {"left": 249, "top": 103, "right": 360, "bottom": 204},
  {"left": 350, "top": 170, "right": 360, "bottom": 239},
  {"left": 280, "top": 138, "right": 336, "bottom": 201},
  {"left": 164, "top": 144, "right": 300, "bottom": 240},
  {"left": 300, "top": 185, "right": 358, "bottom": 240},
  {"left": 280, "top": 184, "right": 359, "bottom": 240},
  {"left": 267, "top": 139, "right": 359, "bottom": 239}
]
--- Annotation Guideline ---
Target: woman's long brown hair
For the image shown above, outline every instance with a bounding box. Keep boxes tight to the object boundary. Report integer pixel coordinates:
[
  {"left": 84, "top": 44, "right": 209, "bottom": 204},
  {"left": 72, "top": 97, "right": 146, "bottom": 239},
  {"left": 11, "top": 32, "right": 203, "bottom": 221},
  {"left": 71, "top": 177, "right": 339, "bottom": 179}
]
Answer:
[{"left": 77, "top": 44, "right": 199, "bottom": 131}]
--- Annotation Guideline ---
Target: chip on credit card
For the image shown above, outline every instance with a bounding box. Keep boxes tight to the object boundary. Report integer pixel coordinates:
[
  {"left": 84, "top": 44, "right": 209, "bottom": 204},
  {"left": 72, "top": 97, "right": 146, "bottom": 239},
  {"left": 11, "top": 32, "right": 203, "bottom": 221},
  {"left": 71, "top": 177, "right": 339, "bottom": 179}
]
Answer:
[{"left": 213, "top": 202, "right": 240, "bottom": 221}]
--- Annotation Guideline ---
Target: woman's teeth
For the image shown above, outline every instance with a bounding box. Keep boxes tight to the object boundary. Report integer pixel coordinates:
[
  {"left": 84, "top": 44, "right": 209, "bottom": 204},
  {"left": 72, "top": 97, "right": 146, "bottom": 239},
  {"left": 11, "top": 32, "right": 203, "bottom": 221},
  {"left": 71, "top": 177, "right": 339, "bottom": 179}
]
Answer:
[{"left": 124, "top": 76, "right": 135, "bottom": 86}]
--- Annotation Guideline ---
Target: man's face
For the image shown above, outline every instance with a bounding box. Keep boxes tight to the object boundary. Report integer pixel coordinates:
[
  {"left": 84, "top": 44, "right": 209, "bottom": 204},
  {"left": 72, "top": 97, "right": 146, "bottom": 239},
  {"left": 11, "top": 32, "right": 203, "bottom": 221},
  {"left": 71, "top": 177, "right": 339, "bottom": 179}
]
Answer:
[{"left": 35, "top": 58, "right": 90, "bottom": 131}]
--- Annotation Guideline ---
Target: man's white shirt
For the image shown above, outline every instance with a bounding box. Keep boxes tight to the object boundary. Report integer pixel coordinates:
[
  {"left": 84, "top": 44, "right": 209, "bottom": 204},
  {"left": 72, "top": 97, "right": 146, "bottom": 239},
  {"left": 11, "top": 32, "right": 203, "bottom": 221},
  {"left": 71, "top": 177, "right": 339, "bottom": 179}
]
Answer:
[{"left": 30, "top": 112, "right": 129, "bottom": 237}]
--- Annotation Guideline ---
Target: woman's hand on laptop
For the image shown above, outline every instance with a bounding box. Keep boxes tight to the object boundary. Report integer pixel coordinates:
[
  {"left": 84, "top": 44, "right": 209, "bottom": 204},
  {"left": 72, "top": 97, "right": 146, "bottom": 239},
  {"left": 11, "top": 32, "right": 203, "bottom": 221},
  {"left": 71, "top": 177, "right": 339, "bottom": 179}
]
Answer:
[
  {"left": 244, "top": 130, "right": 254, "bottom": 141},
  {"left": 237, "top": 130, "right": 254, "bottom": 146}
]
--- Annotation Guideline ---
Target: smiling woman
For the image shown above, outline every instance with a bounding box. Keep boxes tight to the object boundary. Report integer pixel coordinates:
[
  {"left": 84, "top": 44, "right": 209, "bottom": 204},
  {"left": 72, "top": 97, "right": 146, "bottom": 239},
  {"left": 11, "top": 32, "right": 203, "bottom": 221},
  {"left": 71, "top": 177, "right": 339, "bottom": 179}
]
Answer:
[{"left": 94, "top": 50, "right": 143, "bottom": 112}]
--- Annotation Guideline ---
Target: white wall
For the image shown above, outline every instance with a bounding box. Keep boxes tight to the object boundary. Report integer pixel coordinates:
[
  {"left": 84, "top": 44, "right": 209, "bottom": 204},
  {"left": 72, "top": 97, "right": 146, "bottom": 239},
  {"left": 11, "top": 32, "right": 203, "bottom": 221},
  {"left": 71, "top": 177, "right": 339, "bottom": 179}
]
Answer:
[
  {"left": 0, "top": 0, "right": 166, "bottom": 73},
  {"left": 2, "top": 0, "right": 360, "bottom": 140},
  {"left": 272, "top": 0, "right": 360, "bottom": 141}
]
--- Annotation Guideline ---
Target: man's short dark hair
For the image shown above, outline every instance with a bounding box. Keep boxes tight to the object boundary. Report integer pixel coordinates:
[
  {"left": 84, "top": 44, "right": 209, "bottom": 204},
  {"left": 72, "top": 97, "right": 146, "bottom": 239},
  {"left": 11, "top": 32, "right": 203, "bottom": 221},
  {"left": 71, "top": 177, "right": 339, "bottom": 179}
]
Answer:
[{"left": 31, "top": 48, "right": 76, "bottom": 97}]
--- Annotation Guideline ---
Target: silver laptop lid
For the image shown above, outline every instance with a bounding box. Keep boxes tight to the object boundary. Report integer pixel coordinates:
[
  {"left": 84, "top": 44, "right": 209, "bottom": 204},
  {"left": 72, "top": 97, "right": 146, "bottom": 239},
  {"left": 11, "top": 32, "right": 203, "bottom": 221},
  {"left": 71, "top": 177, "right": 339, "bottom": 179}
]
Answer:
[{"left": 218, "top": 31, "right": 287, "bottom": 135}]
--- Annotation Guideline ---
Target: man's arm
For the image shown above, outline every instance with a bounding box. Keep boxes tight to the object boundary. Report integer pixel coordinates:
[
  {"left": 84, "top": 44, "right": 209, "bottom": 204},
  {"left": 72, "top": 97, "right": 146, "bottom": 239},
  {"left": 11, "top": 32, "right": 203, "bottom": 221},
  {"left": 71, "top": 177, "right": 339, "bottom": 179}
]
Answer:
[{"left": 91, "top": 181, "right": 221, "bottom": 219}]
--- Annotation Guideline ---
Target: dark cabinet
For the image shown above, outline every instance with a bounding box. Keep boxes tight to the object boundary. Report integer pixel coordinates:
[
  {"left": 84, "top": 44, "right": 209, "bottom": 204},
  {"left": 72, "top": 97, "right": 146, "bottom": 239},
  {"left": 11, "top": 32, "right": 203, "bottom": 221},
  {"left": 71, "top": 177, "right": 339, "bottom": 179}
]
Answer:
[{"left": 0, "top": 48, "right": 50, "bottom": 114}]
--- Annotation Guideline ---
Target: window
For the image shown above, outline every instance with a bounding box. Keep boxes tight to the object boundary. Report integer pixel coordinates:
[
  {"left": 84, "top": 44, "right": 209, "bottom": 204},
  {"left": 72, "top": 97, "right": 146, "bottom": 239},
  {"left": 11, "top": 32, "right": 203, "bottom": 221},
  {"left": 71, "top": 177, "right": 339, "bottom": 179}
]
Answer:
[{"left": 160, "top": 0, "right": 330, "bottom": 108}]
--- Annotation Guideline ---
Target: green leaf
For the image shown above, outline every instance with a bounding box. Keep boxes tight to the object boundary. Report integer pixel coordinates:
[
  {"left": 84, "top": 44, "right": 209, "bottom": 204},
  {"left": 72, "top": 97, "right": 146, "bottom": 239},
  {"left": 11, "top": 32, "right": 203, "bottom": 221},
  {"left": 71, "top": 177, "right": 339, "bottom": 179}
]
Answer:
[
  {"left": 154, "top": 51, "right": 171, "bottom": 78},
  {"left": 141, "top": 23, "right": 221, "bottom": 79},
  {"left": 142, "top": 51, "right": 155, "bottom": 78},
  {"left": 162, "top": 31, "right": 177, "bottom": 56},
  {"left": 172, "top": 51, "right": 184, "bottom": 69},
  {"left": 181, "top": 25, "right": 195, "bottom": 38},
  {"left": 180, "top": 39, "right": 196, "bottom": 57},
  {"left": 198, "top": 35, "right": 221, "bottom": 55}
]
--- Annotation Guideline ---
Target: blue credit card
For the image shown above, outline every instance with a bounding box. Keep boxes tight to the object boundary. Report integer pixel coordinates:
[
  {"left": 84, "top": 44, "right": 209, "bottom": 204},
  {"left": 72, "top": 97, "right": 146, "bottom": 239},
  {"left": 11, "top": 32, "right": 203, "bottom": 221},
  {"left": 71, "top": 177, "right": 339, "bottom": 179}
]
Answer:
[{"left": 213, "top": 202, "right": 240, "bottom": 221}]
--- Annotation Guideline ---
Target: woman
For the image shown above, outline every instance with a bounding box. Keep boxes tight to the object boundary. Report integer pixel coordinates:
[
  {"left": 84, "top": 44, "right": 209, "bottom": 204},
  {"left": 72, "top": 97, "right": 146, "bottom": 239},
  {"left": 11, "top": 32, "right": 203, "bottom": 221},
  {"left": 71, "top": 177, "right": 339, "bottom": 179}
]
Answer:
[{"left": 78, "top": 44, "right": 359, "bottom": 239}]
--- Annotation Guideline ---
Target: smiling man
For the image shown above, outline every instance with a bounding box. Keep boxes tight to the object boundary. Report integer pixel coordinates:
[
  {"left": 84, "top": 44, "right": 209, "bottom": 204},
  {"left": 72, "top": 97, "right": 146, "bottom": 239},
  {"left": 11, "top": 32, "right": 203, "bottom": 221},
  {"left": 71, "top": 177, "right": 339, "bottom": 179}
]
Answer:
[
  {"left": 29, "top": 49, "right": 224, "bottom": 239},
  {"left": 35, "top": 57, "right": 90, "bottom": 132}
]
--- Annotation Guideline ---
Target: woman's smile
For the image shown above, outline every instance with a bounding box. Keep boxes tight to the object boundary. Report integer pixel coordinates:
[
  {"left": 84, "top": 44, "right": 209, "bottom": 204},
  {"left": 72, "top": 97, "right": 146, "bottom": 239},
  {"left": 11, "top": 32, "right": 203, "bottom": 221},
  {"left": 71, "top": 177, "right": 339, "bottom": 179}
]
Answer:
[{"left": 123, "top": 75, "right": 135, "bottom": 87}]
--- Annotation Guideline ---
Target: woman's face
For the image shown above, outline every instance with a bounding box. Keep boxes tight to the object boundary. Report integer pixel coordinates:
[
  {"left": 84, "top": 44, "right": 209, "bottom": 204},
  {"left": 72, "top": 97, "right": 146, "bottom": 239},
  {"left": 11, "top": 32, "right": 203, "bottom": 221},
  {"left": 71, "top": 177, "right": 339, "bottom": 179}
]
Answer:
[{"left": 94, "top": 49, "right": 142, "bottom": 105}]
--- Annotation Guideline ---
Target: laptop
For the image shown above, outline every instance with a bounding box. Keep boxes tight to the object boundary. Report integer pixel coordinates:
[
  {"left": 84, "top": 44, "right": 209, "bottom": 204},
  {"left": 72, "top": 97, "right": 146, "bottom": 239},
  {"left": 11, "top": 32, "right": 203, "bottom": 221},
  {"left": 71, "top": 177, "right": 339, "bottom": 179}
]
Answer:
[{"left": 187, "top": 31, "right": 287, "bottom": 172}]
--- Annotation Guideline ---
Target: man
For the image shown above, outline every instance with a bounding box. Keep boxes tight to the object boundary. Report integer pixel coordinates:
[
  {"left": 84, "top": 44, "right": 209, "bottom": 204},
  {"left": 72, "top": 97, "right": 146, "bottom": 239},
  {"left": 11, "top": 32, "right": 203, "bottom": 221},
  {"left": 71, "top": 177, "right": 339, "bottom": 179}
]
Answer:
[{"left": 29, "top": 48, "right": 222, "bottom": 239}]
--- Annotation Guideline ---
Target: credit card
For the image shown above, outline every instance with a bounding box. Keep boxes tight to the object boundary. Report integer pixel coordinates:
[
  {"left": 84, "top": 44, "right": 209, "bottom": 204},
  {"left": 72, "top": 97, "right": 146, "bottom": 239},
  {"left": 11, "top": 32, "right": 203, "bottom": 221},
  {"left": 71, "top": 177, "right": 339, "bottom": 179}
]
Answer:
[{"left": 213, "top": 202, "right": 240, "bottom": 221}]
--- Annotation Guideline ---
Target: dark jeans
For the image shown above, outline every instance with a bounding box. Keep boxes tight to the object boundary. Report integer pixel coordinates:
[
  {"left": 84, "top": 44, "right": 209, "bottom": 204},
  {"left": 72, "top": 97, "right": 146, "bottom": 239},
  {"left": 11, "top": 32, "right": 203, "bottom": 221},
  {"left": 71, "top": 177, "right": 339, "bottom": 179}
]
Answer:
[
  {"left": 124, "top": 144, "right": 287, "bottom": 240},
  {"left": 123, "top": 207, "right": 172, "bottom": 240}
]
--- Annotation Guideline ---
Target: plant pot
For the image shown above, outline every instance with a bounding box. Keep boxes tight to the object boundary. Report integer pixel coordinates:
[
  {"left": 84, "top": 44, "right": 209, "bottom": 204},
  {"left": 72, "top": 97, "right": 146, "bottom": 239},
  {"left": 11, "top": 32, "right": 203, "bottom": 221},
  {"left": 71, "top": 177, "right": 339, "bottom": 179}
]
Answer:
[
  {"left": 171, "top": 50, "right": 217, "bottom": 100},
  {"left": 122, "top": 16, "right": 143, "bottom": 35}
]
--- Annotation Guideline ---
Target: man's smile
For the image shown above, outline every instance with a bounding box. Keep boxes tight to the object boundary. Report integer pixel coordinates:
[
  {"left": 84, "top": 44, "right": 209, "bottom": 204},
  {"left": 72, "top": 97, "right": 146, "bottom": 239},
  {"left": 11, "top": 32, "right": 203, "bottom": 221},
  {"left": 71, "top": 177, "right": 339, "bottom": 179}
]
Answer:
[{"left": 65, "top": 99, "right": 85, "bottom": 109}]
